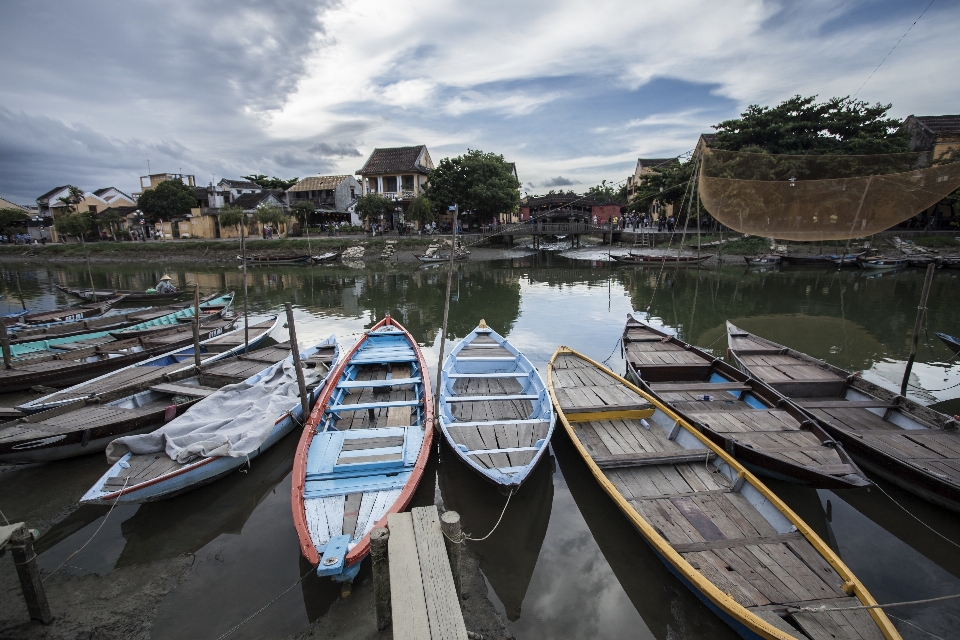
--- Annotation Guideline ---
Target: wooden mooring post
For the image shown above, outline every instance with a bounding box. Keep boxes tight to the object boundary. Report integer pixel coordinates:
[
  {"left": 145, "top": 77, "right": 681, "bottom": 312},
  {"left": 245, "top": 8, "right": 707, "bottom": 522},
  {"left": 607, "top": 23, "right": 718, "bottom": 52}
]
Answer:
[
  {"left": 285, "top": 303, "right": 310, "bottom": 422},
  {"left": 192, "top": 283, "right": 202, "bottom": 369},
  {"left": 3, "top": 523, "right": 52, "bottom": 624},
  {"left": 901, "top": 262, "right": 936, "bottom": 396},
  {"left": 0, "top": 321, "right": 12, "bottom": 369},
  {"left": 373, "top": 506, "right": 467, "bottom": 640}
]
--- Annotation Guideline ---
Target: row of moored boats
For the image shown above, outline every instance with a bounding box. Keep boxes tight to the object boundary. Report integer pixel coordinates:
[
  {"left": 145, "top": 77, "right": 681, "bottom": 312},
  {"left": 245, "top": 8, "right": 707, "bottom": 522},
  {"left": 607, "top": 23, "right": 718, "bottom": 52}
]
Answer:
[{"left": 5, "top": 293, "right": 960, "bottom": 639}]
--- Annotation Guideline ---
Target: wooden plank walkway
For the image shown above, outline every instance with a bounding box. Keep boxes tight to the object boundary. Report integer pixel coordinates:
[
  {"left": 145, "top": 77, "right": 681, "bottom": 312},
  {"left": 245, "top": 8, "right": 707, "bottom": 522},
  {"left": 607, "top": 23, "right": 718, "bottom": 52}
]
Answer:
[{"left": 381, "top": 506, "right": 467, "bottom": 640}]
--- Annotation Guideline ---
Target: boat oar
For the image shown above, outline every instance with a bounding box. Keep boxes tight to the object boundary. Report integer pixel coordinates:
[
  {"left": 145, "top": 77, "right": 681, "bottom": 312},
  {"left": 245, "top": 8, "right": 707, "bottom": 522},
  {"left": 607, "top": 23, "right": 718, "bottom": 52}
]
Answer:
[
  {"left": 15, "top": 273, "right": 26, "bottom": 310},
  {"left": 192, "top": 283, "right": 202, "bottom": 369},
  {"left": 285, "top": 303, "right": 310, "bottom": 423}
]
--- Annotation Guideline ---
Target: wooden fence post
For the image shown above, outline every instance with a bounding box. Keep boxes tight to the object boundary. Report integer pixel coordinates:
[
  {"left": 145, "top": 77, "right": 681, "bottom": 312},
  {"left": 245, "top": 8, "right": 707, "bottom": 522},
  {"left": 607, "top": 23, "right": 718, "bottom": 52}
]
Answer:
[
  {"left": 370, "top": 526, "right": 391, "bottom": 631},
  {"left": 440, "top": 510, "right": 462, "bottom": 598},
  {"left": 10, "top": 526, "right": 52, "bottom": 624},
  {"left": 0, "top": 321, "right": 12, "bottom": 369}
]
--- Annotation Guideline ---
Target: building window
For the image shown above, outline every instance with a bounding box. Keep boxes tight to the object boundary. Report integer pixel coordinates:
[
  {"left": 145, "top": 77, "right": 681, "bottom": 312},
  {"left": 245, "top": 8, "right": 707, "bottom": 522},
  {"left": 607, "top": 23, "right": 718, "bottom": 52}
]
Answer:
[
  {"left": 402, "top": 175, "right": 414, "bottom": 191},
  {"left": 367, "top": 179, "right": 378, "bottom": 193},
  {"left": 383, "top": 176, "right": 398, "bottom": 193},
  {"left": 87, "top": 205, "right": 97, "bottom": 214},
  {"left": 350, "top": 187, "right": 355, "bottom": 198}
]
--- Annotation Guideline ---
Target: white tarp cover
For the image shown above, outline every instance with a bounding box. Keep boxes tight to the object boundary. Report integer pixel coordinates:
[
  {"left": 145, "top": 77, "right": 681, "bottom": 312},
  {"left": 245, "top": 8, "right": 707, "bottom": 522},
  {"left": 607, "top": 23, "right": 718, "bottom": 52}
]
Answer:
[{"left": 106, "top": 360, "right": 319, "bottom": 464}]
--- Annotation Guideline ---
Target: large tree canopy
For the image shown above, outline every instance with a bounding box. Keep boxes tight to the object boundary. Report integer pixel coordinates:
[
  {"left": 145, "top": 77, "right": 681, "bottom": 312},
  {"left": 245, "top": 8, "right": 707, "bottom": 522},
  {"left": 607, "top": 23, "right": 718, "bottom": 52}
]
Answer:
[
  {"left": 354, "top": 193, "right": 394, "bottom": 222},
  {"left": 423, "top": 150, "right": 520, "bottom": 220},
  {"left": 712, "top": 95, "right": 908, "bottom": 155},
  {"left": 629, "top": 95, "right": 911, "bottom": 215},
  {"left": 0, "top": 208, "right": 30, "bottom": 234},
  {"left": 137, "top": 179, "right": 198, "bottom": 222},
  {"left": 242, "top": 174, "right": 299, "bottom": 191}
]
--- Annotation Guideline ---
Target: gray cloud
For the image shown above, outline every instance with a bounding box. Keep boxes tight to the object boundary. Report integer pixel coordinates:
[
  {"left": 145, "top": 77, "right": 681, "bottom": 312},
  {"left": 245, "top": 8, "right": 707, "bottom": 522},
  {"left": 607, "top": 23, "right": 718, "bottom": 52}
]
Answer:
[
  {"left": 541, "top": 176, "right": 574, "bottom": 187},
  {"left": 306, "top": 142, "right": 364, "bottom": 158}
]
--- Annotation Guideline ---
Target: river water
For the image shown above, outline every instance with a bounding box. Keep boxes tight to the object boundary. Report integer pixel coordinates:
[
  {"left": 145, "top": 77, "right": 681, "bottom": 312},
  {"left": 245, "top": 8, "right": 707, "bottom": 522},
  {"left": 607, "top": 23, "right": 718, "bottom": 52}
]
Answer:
[{"left": 2, "top": 255, "right": 960, "bottom": 639}]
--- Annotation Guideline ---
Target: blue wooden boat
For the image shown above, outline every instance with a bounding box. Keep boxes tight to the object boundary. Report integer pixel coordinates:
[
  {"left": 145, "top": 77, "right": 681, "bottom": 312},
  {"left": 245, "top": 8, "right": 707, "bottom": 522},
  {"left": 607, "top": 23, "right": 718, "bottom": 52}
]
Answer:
[
  {"left": 79, "top": 335, "right": 339, "bottom": 505},
  {"left": 16, "top": 316, "right": 279, "bottom": 414},
  {"left": 291, "top": 313, "right": 433, "bottom": 582},
  {"left": 548, "top": 347, "right": 900, "bottom": 640},
  {"left": 438, "top": 320, "right": 554, "bottom": 488},
  {"left": 936, "top": 332, "right": 960, "bottom": 355}
]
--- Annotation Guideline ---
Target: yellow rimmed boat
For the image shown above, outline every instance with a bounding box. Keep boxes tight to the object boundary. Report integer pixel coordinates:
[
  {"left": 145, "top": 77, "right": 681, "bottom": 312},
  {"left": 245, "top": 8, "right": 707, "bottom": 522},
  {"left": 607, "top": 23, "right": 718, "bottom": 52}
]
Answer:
[{"left": 547, "top": 346, "right": 900, "bottom": 640}]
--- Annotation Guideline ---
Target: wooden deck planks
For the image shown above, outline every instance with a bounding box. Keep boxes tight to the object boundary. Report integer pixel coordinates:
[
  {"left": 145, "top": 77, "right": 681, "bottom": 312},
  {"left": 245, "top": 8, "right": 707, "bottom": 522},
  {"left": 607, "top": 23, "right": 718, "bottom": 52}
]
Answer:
[{"left": 387, "top": 512, "right": 431, "bottom": 640}]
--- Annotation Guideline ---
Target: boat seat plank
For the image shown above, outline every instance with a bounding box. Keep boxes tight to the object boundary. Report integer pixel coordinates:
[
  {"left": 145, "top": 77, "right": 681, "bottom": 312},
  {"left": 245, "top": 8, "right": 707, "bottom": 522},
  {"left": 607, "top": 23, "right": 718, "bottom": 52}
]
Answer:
[
  {"left": 794, "top": 400, "right": 896, "bottom": 409},
  {"left": 445, "top": 394, "right": 538, "bottom": 403},
  {"left": 673, "top": 531, "right": 804, "bottom": 553},
  {"left": 593, "top": 450, "right": 715, "bottom": 469},
  {"left": 447, "top": 372, "right": 530, "bottom": 379},
  {"left": 650, "top": 382, "right": 751, "bottom": 392},
  {"left": 337, "top": 377, "right": 420, "bottom": 389},
  {"left": 327, "top": 399, "right": 420, "bottom": 412}
]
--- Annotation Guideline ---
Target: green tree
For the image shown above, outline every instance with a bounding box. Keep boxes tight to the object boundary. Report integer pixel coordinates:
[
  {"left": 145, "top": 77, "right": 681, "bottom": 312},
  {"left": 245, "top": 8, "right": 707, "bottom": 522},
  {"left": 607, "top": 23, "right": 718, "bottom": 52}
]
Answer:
[
  {"left": 54, "top": 210, "right": 92, "bottom": 239},
  {"left": 0, "top": 208, "right": 29, "bottom": 235},
  {"left": 628, "top": 160, "right": 690, "bottom": 214},
  {"left": 423, "top": 150, "right": 520, "bottom": 221},
  {"left": 218, "top": 204, "right": 246, "bottom": 235},
  {"left": 406, "top": 195, "right": 434, "bottom": 225},
  {"left": 291, "top": 201, "right": 315, "bottom": 231},
  {"left": 587, "top": 180, "right": 628, "bottom": 204},
  {"left": 95, "top": 208, "right": 125, "bottom": 240},
  {"left": 137, "top": 179, "right": 198, "bottom": 222},
  {"left": 354, "top": 193, "right": 394, "bottom": 223},
  {"left": 254, "top": 204, "right": 289, "bottom": 234},
  {"left": 242, "top": 174, "right": 299, "bottom": 190},
  {"left": 712, "top": 95, "right": 908, "bottom": 155}
]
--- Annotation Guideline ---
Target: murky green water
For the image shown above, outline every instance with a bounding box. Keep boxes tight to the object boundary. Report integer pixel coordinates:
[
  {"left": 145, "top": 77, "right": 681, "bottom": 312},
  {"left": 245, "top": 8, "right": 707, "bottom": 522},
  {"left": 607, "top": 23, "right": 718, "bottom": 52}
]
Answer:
[{"left": 2, "top": 256, "right": 960, "bottom": 639}]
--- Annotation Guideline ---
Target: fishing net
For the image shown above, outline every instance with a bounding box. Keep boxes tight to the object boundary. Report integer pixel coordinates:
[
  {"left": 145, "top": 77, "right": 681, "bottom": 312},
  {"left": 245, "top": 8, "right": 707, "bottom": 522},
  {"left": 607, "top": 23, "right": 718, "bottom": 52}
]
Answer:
[{"left": 698, "top": 149, "right": 960, "bottom": 240}]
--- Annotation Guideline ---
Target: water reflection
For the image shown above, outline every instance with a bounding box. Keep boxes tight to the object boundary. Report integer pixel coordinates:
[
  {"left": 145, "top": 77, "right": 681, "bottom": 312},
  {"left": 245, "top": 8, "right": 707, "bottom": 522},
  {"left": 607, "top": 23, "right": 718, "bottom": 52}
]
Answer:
[{"left": 438, "top": 440, "right": 553, "bottom": 621}]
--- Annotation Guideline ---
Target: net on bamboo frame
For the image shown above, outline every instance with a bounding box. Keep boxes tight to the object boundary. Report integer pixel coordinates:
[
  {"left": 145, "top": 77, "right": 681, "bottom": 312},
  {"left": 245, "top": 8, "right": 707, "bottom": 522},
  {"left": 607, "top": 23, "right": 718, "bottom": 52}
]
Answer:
[{"left": 697, "top": 148, "right": 960, "bottom": 241}]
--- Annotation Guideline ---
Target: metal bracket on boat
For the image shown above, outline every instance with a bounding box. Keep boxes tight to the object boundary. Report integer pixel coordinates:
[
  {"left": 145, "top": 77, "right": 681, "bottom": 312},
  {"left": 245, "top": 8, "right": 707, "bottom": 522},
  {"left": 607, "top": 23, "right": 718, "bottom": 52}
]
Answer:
[{"left": 317, "top": 534, "right": 351, "bottom": 577}]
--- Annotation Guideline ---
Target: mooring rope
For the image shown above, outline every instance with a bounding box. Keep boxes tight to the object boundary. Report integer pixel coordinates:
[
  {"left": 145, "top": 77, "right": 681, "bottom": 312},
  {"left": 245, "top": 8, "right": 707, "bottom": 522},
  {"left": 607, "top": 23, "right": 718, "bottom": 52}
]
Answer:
[
  {"left": 790, "top": 591, "right": 960, "bottom": 613},
  {"left": 42, "top": 476, "right": 129, "bottom": 582},
  {"left": 215, "top": 566, "right": 315, "bottom": 640},
  {"left": 872, "top": 482, "right": 960, "bottom": 550},
  {"left": 444, "top": 488, "right": 516, "bottom": 544},
  {"left": 601, "top": 337, "right": 622, "bottom": 365},
  {"left": 887, "top": 612, "right": 948, "bottom": 640}
]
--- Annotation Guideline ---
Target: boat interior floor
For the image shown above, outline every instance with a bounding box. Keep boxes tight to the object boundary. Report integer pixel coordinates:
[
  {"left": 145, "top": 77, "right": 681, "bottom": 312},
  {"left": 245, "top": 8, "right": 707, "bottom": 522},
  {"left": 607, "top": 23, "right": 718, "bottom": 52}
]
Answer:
[
  {"left": 446, "top": 375, "right": 542, "bottom": 471},
  {"left": 332, "top": 363, "right": 417, "bottom": 430},
  {"left": 553, "top": 354, "right": 884, "bottom": 640}
]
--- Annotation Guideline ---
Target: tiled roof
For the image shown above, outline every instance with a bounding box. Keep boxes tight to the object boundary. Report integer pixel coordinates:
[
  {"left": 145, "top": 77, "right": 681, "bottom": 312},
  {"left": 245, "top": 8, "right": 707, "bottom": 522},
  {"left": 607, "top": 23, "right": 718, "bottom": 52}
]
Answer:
[
  {"left": 357, "top": 146, "right": 431, "bottom": 175},
  {"left": 637, "top": 158, "right": 676, "bottom": 166},
  {"left": 93, "top": 187, "right": 135, "bottom": 203},
  {"left": 0, "top": 197, "right": 28, "bottom": 211},
  {"left": 233, "top": 190, "right": 284, "bottom": 209},
  {"left": 287, "top": 175, "right": 351, "bottom": 192},
  {"left": 912, "top": 115, "right": 960, "bottom": 134},
  {"left": 37, "top": 185, "right": 74, "bottom": 202},
  {"left": 219, "top": 179, "right": 262, "bottom": 190}
]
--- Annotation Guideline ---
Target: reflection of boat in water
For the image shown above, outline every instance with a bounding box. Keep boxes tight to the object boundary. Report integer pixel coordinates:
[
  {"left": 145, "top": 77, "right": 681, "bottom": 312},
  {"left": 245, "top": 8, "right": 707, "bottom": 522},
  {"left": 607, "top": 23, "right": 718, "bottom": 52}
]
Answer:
[
  {"left": 437, "top": 439, "right": 553, "bottom": 621},
  {"left": 830, "top": 480, "right": 960, "bottom": 581},
  {"left": 113, "top": 427, "right": 299, "bottom": 568},
  {"left": 552, "top": 429, "right": 738, "bottom": 640}
]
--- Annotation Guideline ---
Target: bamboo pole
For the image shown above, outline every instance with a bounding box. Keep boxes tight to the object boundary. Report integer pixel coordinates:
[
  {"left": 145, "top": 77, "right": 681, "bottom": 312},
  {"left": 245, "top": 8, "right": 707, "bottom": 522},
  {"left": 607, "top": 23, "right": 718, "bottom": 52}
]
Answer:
[
  {"left": 434, "top": 206, "right": 458, "bottom": 422},
  {"left": 241, "top": 219, "right": 249, "bottom": 353},
  {"left": 285, "top": 303, "right": 310, "bottom": 422},
  {"left": 80, "top": 235, "right": 97, "bottom": 303},
  {"left": 0, "top": 320, "right": 12, "bottom": 369},
  {"left": 14, "top": 272, "right": 26, "bottom": 310},
  {"left": 192, "top": 283, "right": 202, "bottom": 369},
  {"left": 901, "top": 263, "right": 936, "bottom": 396}
]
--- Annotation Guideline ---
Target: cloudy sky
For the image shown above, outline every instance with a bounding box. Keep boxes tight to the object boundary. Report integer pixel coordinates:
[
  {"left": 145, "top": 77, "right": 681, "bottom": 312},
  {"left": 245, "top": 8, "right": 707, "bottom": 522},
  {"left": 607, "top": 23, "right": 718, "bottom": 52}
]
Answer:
[{"left": 1, "top": 0, "right": 958, "bottom": 205}]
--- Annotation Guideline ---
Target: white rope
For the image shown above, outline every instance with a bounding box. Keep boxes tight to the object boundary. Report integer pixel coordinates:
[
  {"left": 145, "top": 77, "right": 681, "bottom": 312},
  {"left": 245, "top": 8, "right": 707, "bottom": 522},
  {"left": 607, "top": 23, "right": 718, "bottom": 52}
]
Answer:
[
  {"left": 444, "top": 489, "right": 515, "bottom": 543},
  {"left": 790, "top": 591, "right": 960, "bottom": 613},
  {"left": 43, "top": 476, "right": 129, "bottom": 582},
  {"left": 215, "top": 566, "right": 314, "bottom": 640},
  {"left": 873, "top": 482, "right": 960, "bottom": 550},
  {"left": 887, "top": 613, "right": 948, "bottom": 640}
]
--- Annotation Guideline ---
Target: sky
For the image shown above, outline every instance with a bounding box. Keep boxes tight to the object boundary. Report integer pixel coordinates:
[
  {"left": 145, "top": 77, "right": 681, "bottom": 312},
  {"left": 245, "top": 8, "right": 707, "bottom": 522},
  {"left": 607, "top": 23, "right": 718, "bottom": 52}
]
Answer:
[{"left": 1, "top": 0, "right": 958, "bottom": 205}]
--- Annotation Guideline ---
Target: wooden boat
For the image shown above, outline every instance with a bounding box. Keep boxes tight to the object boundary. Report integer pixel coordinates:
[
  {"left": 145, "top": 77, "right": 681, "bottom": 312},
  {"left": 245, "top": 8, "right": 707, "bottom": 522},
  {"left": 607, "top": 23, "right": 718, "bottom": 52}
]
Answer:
[
  {"left": 414, "top": 252, "right": 468, "bottom": 263},
  {"left": 940, "top": 257, "right": 960, "bottom": 269},
  {"left": 780, "top": 255, "right": 833, "bottom": 266},
  {"left": 0, "top": 314, "right": 237, "bottom": 393},
  {"left": 56, "top": 284, "right": 186, "bottom": 304},
  {"left": 310, "top": 251, "right": 341, "bottom": 264},
  {"left": 80, "top": 336, "right": 339, "bottom": 504},
  {"left": 0, "top": 320, "right": 271, "bottom": 462},
  {"left": 547, "top": 347, "right": 899, "bottom": 640},
  {"left": 17, "top": 317, "right": 279, "bottom": 414},
  {"left": 3, "top": 298, "right": 121, "bottom": 327},
  {"left": 936, "top": 332, "right": 960, "bottom": 355},
  {"left": 744, "top": 255, "right": 782, "bottom": 266},
  {"left": 614, "top": 253, "right": 712, "bottom": 265},
  {"left": 907, "top": 256, "right": 941, "bottom": 268},
  {"left": 438, "top": 320, "right": 554, "bottom": 488},
  {"left": 856, "top": 256, "right": 907, "bottom": 269},
  {"left": 8, "top": 293, "right": 233, "bottom": 362},
  {"left": 240, "top": 254, "right": 313, "bottom": 265},
  {"left": 829, "top": 253, "right": 866, "bottom": 267},
  {"left": 623, "top": 315, "right": 869, "bottom": 489},
  {"left": 291, "top": 313, "right": 433, "bottom": 582},
  {"left": 727, "top": 322, "right": 960, "bottom": 513}
]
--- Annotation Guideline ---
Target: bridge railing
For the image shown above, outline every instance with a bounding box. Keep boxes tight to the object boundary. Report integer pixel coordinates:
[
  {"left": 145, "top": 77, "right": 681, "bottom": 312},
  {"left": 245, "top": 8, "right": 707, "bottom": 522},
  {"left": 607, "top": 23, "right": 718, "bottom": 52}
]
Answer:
[{"left": 480, "top": 222, "right": 607, "bottom": 236}]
